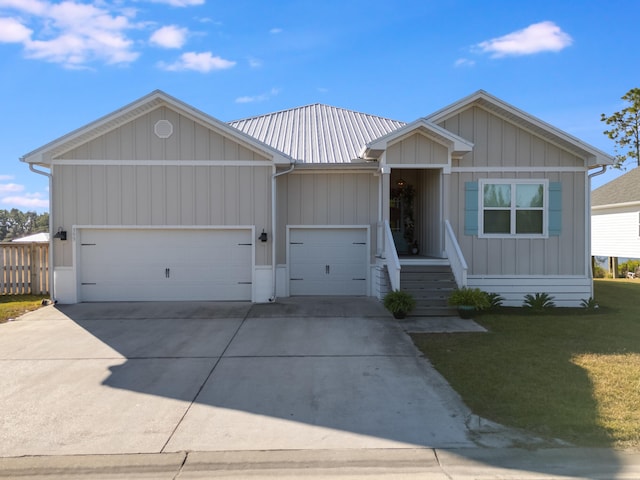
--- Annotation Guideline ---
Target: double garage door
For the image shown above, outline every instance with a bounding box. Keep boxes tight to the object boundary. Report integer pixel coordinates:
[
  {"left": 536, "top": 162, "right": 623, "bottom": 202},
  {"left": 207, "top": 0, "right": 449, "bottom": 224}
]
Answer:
[
  {"left": 78, "top": 228, "right": 252, "bottom": 302},
  {"left": 289, "top": 228, "right": 368, "bottom": 296}
]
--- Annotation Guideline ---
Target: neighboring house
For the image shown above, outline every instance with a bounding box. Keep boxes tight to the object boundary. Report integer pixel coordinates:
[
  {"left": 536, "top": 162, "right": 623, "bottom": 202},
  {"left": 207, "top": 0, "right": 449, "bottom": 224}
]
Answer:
[
  {"left": 592, "top": 167, "right": 640, "bottom": 272},
  {"left": 21, "top": 90, "right": 613, "bottom": 306},
  {"left": 12, "top": 232, "right": 50, "bottom": 243}
]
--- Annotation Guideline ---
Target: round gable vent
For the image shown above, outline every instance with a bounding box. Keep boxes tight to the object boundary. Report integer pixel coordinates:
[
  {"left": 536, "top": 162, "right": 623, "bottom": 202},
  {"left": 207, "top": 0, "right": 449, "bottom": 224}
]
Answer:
[{"left": 154, "top": 119, "right": 173, "bottom": 139}]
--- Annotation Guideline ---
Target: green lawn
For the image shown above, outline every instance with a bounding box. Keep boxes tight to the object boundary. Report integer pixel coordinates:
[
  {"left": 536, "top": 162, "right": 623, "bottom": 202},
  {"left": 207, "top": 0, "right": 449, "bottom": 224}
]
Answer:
[
  {"left": 0, "top": 295, "right": 47, "bottom": 324},
  {"left": 411, "top": 279, "right": 640, "bottom": 449}
]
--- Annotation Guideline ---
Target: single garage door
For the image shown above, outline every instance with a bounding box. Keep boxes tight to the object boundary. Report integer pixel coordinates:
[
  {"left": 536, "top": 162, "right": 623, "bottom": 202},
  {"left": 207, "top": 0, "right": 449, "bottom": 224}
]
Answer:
[
  {"left": 78, "top": 228, "right": 252, "bottom": 302},
  {"left": 289, "top": 227, "right": 368, "bottom": 296}
]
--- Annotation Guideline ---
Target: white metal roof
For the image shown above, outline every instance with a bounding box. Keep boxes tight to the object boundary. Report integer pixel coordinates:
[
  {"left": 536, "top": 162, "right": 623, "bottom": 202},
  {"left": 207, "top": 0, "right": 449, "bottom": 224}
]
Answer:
[{"left": 230, "top": 104, "right": 405, "bottom": 164}]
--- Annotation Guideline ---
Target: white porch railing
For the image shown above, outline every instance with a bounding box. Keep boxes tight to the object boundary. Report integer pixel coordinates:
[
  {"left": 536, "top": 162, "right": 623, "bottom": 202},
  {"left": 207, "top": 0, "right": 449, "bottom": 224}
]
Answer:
[
  {"left": 444, "top": 220, "right": 467, "bottom": 288},
  {"left": 383, "top": 220, "right": 401, "bottom": 291}
]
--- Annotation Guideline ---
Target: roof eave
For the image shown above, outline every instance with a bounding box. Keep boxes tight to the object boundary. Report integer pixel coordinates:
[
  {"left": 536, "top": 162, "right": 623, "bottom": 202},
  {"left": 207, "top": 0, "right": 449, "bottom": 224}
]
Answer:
[{"left": 21, "top": 90, "right": 293, "bottom": 166}]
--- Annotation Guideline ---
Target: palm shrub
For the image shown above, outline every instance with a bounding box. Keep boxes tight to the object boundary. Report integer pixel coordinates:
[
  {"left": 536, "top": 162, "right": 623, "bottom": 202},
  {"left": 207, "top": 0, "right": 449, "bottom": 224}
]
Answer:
[{"left": 522, "top": 292, "right": 556, "bottom": 311}]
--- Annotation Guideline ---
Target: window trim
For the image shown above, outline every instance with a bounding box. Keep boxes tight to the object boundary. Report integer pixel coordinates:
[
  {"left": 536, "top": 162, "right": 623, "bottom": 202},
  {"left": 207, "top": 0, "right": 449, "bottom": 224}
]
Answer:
[{"left": 478, "top": 179, "right": 549, "bottom": 239}]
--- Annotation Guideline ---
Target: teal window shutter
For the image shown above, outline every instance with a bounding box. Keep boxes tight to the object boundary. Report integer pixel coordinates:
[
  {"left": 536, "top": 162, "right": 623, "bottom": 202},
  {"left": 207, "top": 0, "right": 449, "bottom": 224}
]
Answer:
[
  {"left": 464, "top": 181, "right": 479, "bottom": 235},
  {"left": 549, "top": 182, "right": 562, "bottom": 236}
]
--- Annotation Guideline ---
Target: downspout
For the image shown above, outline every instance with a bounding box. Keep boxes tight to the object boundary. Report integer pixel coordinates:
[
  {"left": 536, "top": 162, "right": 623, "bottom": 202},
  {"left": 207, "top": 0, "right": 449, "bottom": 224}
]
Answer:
[
  {"left": 26, "top": 162, "right": 54, "bottom": 301},
  {"left": 269, "top": 163, "right": 295, "bottom": 302},
  {"left": 586, "top": 165, "right": 608, "bottom": 296}
]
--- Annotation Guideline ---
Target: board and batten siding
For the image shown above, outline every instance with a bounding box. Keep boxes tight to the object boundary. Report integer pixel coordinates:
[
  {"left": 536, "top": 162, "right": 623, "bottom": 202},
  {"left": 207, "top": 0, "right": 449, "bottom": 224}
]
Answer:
[
  {"left": 386, "top": 132, "right": 449, "bottom": 165},
  {"left": 449, "top": 171, "right": 586, "bottom": 276},
  {"left": 276, "top": 171, "right": 378, "bottom": 264},
  {"left": 440, "top": 104, "right": 588, "bottom": 277},
  {"left": 441, "top": 106, "right": 583, "bottom": 168},
  {"left": 592, "top": 208, "right": 640, "bottom": 258},
  {"left": 52, "top": 164, "right": 272, "bottom": 267},
  {"left": 59, "top": 106, "right": 270, "bottom": 162}
]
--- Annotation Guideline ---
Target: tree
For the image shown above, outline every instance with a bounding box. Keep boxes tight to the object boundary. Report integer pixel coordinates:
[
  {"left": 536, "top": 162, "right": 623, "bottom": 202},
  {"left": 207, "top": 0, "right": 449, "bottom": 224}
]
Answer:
[
  {"left": 0, "top": 209, "right": 49, "bottom": 241},
  {"left": 601, "top": 88, "right": 640, "bottom": 168}
]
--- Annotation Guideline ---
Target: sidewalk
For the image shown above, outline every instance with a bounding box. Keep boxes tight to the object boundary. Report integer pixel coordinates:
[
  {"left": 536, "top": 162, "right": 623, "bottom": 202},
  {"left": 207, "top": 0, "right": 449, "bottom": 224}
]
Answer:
[{"left": 2, "top": 448, "right": 640, "bottom": 479}]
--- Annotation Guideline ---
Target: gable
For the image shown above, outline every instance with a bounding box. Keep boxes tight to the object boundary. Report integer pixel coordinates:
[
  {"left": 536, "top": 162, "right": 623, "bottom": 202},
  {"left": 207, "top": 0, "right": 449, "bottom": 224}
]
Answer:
[
  {"left": 58, "top": 106, "right": 270, "bottom": 162},
  {"left": 21, "top": 90, "right": 289, "bottom": 166},
  {"left": 386, "top": 131, "right": 450, "bottom": 166},
  {"left": 439, "top": 106, "right": 586, "bottom": 168}
]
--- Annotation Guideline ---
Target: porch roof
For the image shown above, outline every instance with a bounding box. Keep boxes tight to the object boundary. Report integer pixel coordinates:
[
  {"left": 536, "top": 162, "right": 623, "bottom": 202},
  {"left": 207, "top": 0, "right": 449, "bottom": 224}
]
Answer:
[{"left": 361, "top": 119, "right": 474, "bottom": 160}]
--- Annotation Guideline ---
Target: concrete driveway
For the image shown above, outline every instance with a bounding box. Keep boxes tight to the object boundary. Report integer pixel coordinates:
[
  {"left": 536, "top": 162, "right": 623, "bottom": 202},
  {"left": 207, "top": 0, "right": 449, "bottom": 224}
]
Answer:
[{"left": 0, "top": 298, "right": 534, "bottom": 457}]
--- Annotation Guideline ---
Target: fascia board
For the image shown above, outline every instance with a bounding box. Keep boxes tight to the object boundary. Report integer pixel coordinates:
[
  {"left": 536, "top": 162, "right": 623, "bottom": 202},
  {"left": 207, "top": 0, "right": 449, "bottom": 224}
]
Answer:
[
  {"left": 365, "top": 119, "right": 473, "bottom": 156},
  {"left": 21, "top": 90, "right": 292, "bottom": 166},
  {"left": 426, "top": 90, "right": 614, "bottom": 167}
]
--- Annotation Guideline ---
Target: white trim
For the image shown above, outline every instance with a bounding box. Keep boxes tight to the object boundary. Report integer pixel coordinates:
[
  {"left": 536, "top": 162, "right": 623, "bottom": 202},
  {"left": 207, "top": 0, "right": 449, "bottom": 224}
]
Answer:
[
  {"left": 592, "top": 200, "right": 640, "bottom": 211},
  {"left": 478, "top": 178, "right": 549, "bottom": 239},
  {"left": 426, "top": 90, "right": 613, "bottom": 167},
  {"left": 288, "top": 167, "right": 377, "bottom": 174},
  {"left": 286, "top": 225, "right": 371, "bottom": 297},
  {"left": 72, "top": 225, "right": 256, "bottom": 303},
  {"left": 452, "top": 166, "right": 586, "bottom": 173},
  {"left": 386, "top": 163, "right": 449, "bottom": 170},
  {"left": 52, "top": 159, "right": 273, "bottom": 167},
  {"left": 468, "top": 275, "right": 592, "bottom": 307}
]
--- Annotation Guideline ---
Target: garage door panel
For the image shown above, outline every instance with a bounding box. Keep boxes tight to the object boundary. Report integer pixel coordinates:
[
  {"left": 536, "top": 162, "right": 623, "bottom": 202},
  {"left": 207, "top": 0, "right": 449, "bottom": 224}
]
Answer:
[
  {"left": 289, "top": 228, "right": 368, "bottom": 296},
  {"left": 79, "top": 229, "right": 252, "bottom": 302}
]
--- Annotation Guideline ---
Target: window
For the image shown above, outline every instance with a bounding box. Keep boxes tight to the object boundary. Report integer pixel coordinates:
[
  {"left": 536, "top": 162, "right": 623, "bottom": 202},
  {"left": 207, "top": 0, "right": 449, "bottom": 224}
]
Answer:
[{"left": 480, "top": 180, "right": 547, "bottom": 237}]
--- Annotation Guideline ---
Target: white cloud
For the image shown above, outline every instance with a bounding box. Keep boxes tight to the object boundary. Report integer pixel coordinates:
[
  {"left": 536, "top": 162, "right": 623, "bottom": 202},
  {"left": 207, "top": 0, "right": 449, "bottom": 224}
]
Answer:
[
  {"left": 454, "top": 58, "right": 475, "bottom": 67},
  {"left": 269, "top": 28, "right": 282, "bottom": 34},
  {"left": 475, "top": 21, "right": 572, "bottom": 58},
  {"left": 0, "top": 175, "right": 15, "bottom": 181},
  {"left": 0, "top": 183, "right": 24, "bottom": 194},
  {"left": 2, "top": 194, "right": 48, "bottom": 209},
  {"left": 159, "top": 51, "right": 236, "bottom": 72},
  {"left": 0, "top": 0, "right": 47, "bottom": 15},
  {"left": 235, "top": 88, "right": 280, "bottom": 104},
  {"left": 248, "top": 56, "right": 262, "bottom": 68},
  {"left": 0, "top": 0, "right": 140, "bottom": 67},
  {"left": 146, "top": 0, "right": 205, "bottom": 6},
  {"left": 150, "top": 25, "right": 188, "bottom": 48},
  {"left": 0, "top": 17, "right": 33, "bottom": 42}
]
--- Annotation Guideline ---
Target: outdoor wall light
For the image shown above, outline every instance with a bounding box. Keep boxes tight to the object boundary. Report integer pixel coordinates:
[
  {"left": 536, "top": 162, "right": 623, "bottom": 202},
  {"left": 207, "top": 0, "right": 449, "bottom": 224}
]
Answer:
[
  {"left": 396, "top": 178, "right": 407, "bottom": 187},
  {"left": 259, "top": 229, "right": 268, "bottom": 242},
  {"left": 53, "top": 227, "right": 67, "bottom": 241}
]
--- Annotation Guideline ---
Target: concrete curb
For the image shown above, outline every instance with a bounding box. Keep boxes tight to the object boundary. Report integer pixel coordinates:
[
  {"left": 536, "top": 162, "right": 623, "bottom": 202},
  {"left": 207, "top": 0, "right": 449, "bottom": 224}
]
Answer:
[{"left": 2, "top": 448, "right": 640, "bottom": 479}]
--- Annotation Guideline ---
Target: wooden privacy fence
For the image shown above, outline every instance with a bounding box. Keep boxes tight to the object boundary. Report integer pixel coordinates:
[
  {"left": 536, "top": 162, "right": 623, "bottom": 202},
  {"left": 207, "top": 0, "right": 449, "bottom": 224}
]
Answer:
[{"left": 0, "top": 242, "right": 49, "bottom": 295}]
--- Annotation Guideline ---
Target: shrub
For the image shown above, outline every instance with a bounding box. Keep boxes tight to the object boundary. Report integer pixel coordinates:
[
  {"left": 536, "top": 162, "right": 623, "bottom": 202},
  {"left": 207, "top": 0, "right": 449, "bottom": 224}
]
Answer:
[
  {"left": 448, "top": 287, "right": 491, "bottom": 310},
  {"left": 581, "top": 297, "right": 599, "bottom": 309},
  {"left": 383, "top": 290, "right": 416, "bottom": 317},
  {"left": 593, "top": 265, "right": 606, "bottom": 279},
  {"left": 486, "top": 292, "right": 504, "bottom": 309},
  {"left": 523, "top": 292, "right": 556, "bottom": 311}
]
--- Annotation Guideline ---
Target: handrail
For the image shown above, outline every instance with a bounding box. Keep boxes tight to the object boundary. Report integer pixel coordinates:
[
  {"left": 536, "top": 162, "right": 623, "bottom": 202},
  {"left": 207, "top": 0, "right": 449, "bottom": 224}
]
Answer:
[
  {"left": 444, "top": 220, "right": 467, "bottom": 288},
  {"left": 383, "top": 220, "right": 401, "bottom": 291}
]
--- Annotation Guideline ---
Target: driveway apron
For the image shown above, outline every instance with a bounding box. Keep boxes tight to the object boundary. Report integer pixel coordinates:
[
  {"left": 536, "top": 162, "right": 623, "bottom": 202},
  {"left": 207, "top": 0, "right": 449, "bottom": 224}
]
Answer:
[{"left": 1, "top": 298, "right": 484, "bottom": 456}]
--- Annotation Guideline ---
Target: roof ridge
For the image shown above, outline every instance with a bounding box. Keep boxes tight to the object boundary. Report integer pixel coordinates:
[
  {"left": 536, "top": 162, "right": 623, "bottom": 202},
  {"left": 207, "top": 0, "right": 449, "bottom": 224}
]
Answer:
[{"left": 229, "top": 103, "right": 404, "bottom": 125}]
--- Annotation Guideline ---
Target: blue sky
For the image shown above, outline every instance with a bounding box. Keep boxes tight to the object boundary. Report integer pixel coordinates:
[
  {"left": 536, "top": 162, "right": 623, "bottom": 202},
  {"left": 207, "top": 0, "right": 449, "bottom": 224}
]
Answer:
[{"left": 0, "top": 0, "right": 637, "bottom": 213}]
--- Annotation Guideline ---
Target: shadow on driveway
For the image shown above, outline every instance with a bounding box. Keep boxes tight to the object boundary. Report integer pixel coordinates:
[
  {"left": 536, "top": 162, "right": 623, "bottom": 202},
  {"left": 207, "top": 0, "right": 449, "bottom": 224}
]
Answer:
[{"left": 0, "top": 298, "right": 624, "bottom": 478}]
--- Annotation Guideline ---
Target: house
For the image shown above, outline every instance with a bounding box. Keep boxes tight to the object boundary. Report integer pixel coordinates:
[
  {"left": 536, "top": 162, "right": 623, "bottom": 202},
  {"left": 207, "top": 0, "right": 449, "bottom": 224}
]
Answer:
[
  {"left": 591, "top": 167, "right": 640, "bottom": 275},
  {"left": 12, "top": 232, "right": 50, "bottom": 243},
  {"left": 21, "top": 90, "right": 613, "bottom": 306}
]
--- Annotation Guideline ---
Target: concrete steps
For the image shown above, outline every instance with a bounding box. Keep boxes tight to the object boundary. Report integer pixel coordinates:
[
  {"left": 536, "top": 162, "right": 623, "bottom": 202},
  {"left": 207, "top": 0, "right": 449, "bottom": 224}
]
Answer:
[{"left": 400, "top": 264, "right": 458, "bottom": 317}]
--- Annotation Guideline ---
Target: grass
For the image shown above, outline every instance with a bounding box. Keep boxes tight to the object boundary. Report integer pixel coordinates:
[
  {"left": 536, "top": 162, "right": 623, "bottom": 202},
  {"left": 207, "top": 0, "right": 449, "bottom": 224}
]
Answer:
[
  {"left": 0, "top": 295, "right": 47, "bottom": 324},
  {"left": 411, "top": 279, "right": 640, "bottom": 449}
]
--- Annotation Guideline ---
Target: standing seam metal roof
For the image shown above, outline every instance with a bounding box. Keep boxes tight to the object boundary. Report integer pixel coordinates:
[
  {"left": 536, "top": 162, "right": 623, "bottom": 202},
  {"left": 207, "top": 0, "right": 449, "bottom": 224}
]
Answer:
[{"left": 229, "top": 104, "right": 405, "bottom": 164}]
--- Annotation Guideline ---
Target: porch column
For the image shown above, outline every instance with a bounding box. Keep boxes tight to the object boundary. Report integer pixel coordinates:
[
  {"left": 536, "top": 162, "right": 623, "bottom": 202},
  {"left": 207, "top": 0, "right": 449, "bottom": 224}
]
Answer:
[{"left": 378, "top": 164, "right": 391, "bottom": 256}]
